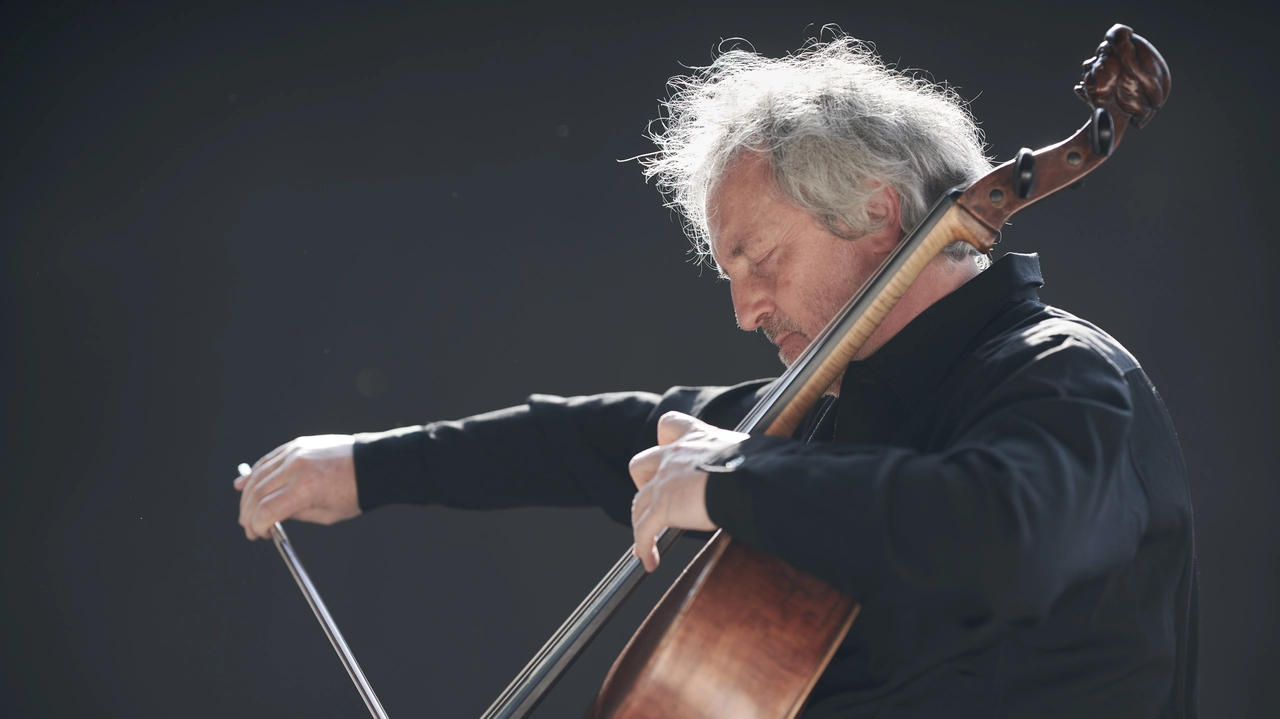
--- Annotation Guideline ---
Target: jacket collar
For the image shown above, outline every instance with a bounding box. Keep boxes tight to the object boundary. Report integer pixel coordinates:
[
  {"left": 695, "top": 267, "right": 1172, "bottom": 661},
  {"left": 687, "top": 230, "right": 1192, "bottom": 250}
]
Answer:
[{"left": 840, "top": 252, "right": 1044, "bottom": 412}]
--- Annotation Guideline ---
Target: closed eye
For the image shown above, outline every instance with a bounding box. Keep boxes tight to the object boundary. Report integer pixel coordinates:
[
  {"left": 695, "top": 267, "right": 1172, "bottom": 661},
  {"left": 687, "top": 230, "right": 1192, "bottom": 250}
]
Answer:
[
  {"left": 746, "top": 246, "right": 778, "bottom": 274},
  {"left": 713, "top": 240, "right": 776, "bottom": 281}
]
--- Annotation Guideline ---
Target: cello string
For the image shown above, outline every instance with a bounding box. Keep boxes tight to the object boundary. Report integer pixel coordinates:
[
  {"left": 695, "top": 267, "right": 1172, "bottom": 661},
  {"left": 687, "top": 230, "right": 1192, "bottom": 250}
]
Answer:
[{"left": 478, "top": 528, "right": 686, "bottom": 719}]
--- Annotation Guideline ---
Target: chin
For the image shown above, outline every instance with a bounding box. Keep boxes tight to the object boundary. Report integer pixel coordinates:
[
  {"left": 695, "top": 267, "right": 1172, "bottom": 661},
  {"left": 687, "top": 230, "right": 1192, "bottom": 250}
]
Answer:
[
  {"left": 777, "top": 345, "right": 805, "bottom": 368},
  {"left": 775, "top": 333, "right": 807, "bottom": 368}
]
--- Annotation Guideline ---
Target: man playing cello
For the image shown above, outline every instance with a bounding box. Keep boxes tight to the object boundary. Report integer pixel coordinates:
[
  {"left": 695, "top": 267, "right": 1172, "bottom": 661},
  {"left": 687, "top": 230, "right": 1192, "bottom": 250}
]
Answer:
[{"left": 235, "top": 34, "right": 1196, "bottom": 718}]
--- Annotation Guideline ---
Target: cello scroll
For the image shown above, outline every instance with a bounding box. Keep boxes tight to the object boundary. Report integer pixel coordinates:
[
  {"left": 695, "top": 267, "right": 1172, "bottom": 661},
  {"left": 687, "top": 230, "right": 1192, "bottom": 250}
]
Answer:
[{"left": 955, "top": 24, "right": 1171, "bottom": 239}]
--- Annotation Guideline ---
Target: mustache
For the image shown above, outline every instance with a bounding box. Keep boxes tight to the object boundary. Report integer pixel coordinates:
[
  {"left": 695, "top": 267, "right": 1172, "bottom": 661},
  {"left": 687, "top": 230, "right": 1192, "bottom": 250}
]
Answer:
[{"left": 760, "top": 315, "right": 806, "bottom": 346}]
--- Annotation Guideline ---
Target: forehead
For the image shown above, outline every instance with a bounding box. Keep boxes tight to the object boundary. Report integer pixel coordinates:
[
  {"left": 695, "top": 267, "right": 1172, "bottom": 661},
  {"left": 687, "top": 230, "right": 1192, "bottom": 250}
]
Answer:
[{"left": 706, "top": 153, "right": 781, "bottom": 260}]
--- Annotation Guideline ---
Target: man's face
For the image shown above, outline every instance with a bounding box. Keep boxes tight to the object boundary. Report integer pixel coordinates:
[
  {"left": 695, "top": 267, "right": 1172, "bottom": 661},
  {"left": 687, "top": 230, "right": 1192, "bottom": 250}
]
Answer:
[{"left": 707, "top": 154, "right": 890, "bottom": 366}]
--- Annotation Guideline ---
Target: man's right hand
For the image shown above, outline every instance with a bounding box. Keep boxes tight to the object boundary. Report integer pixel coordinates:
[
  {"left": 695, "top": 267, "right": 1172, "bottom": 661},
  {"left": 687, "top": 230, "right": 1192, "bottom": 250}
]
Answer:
[{"left": 234, "top": 434, "right": 361, "bottom": 540}]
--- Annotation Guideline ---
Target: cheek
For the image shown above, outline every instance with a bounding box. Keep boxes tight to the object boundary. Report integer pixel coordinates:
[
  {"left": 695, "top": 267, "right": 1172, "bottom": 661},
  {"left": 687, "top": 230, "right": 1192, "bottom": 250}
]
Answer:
[
  {"left": 771, "top": 273, "right": 809, "bottom": 324},
  {"left": 801, "top": 251, "right": 869, "bottom": 330},
  {"left": 800, "top": 288, "right": 842, "bottom": 334}
]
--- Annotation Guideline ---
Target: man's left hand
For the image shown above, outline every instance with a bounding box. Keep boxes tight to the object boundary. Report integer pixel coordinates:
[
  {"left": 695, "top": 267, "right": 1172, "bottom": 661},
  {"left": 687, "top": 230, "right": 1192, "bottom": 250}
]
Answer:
[{"left": 628, "top": 411, "right": 749, "bottom": 571}]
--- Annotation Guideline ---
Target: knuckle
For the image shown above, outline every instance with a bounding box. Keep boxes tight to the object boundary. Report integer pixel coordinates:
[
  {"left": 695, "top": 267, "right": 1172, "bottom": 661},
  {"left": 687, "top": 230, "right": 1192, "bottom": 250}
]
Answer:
[
  {"left": 260, "top": 488, "right": 289, "bottom": 513},
  {"left": 248, "top": 477, "right": 272, "bottom": 502}
]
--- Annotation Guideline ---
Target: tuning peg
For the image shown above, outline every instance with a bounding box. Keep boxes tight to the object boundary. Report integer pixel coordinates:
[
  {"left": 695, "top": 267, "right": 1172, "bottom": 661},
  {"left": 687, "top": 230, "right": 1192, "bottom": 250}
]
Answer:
[
  {"left": 1012, "top": 148, "right": 1036, "bottom": 199},
  {"left": 1090, "top": 108, "right": 1114, "bottom": 157}
]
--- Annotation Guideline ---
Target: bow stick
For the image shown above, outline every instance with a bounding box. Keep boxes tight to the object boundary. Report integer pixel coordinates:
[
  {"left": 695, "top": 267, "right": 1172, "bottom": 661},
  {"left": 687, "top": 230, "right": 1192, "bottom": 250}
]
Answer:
[{"left": 237, "top": 463, "right": 391, "bottom": 719}]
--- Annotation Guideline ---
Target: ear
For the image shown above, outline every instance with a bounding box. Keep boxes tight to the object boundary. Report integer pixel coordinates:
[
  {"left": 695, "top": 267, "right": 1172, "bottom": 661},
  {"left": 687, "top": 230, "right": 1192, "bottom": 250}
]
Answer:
[{"left": 860, "top": 184, "right": 904, "bottom": 255}]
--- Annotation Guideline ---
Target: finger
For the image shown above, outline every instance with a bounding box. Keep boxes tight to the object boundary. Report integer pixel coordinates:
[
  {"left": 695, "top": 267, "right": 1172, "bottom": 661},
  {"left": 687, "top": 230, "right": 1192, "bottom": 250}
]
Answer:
[
  {"left": 236, "top": 442, "right": 291, "bottom": 489},
  {"left": 631, "top": 505, "right": 664, "bottom": 572},
  {"left": 233, "top": 461, "right": 259, "bottom": 490},
  {"left": 630, "top": 484, "right": 653, "bottom": 525},
  {"left": 628, "top": 446, "right": 662, "bottom": 489},
  {"left": 253, "top": 441, "right": 292, "bottom": 471},
  {"left": 656, "top": 411, "right": 699, "bottom": 446},
  {"left": 239, "top": 449, "right": 292, "bottom": 511},
  {"left": 240, "top": 464, "right": 288, "bottom": 526},
  {"left": 247, "top": 485, "right": 309, "bottom": 540},
  {"left": 632, "top": 484, "right": 668, "bottom": 572},
  {"left": 239, "top": 460, "right": 268, "bottom": 514},
  {"left": 235, "top": 449, "right": 285, "bottom": 496},
  {"left": 239, "top": 461, "right": 291, "bottom": 525}
]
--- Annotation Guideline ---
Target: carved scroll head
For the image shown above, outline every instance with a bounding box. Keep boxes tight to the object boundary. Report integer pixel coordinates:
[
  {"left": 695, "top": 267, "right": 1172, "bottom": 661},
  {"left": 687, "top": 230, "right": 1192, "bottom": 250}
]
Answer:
[{"left": 1075, "top": 24, "right": 1171, "bottom": 129}]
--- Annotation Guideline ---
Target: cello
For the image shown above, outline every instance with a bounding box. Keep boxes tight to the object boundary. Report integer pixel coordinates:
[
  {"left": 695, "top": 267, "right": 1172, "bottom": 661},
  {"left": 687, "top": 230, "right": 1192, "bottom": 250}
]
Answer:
[{"left": 252, "top": 23, "right": 1171, "bottom": 719}]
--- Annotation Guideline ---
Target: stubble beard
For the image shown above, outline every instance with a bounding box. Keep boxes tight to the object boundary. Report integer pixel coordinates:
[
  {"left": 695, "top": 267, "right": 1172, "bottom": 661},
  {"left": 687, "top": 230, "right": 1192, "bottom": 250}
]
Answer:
[
  {"left": 762, "top": 281, "right": 860, "bottom": 369},
  {"left": 761, "top": 314, "right": 809, "bottom": 368}
]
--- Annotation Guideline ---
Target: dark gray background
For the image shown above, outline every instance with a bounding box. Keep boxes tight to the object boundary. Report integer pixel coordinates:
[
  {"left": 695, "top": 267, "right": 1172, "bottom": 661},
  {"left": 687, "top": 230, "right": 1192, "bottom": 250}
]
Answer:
[{"left": 3, "top": 1, "right": 1275, "bottom": 716}]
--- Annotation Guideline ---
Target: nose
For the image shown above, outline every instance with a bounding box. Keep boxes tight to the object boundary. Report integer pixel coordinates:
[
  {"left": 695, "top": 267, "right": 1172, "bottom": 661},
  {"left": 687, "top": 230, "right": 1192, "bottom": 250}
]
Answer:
[{"left": 730, "top": 275, "right": 774, "bottom": 332}]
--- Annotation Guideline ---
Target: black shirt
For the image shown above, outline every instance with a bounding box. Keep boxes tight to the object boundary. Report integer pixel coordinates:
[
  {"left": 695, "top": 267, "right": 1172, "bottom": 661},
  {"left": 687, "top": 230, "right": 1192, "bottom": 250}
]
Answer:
[{"left": 353, "top": 253, "right": 1198, "bottom": 718}]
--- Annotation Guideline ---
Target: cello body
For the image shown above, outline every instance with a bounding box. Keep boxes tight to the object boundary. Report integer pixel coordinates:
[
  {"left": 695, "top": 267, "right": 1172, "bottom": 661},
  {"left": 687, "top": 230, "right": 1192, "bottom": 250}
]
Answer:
[{"left": 586, "top": 532, "right": 857, "bottom": 719}]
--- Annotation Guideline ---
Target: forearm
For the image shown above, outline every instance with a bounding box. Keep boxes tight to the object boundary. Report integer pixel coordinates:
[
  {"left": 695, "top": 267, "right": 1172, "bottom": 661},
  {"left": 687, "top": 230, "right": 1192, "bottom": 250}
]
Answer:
[
  {"left": 705, "top": 351, "right": 1144, "bottom": 621},
  {"left": 352, "top": 380, "right": 775, "bottom": 524},
  {"left": 353, "top": 392, "right": 662, "bottom": 518}
]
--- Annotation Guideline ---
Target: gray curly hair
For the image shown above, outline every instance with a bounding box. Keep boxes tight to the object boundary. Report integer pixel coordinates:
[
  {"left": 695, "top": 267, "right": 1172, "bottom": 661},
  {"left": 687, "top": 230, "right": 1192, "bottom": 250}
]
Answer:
[{"left": 640, "top": 35, "right": 992, "bottom": 269}]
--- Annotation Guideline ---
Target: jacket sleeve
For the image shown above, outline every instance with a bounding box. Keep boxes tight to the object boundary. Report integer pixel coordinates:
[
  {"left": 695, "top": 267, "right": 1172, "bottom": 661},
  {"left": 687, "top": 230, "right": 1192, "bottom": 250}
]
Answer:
[
  {"left": 352, "top": 391, "right": 660, "bottom": 523},
  {"left": 353, "top": 380, "right": 773, "bottom": 525},
  {"left": 704, "top": 337, "right": 1148, "bottom": 623}
]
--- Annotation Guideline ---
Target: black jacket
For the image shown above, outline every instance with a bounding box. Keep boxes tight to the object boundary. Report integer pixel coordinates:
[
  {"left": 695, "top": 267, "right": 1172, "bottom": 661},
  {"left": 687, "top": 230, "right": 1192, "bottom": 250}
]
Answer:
[{"left": 354, "top": 254, "right": 1198, "bottom": 718}]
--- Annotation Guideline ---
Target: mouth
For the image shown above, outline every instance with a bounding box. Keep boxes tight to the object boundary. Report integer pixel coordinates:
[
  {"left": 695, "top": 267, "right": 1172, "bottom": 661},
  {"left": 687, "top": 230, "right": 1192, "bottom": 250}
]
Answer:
[
  {"left": 770, "top": 331, "right": 810, "bottom": 365},
  {"left": 771, "top": 329, "right": 808, "bottom": 346},
  {"left": 760, "top": 317, "right": 808, "bottom": 364}
]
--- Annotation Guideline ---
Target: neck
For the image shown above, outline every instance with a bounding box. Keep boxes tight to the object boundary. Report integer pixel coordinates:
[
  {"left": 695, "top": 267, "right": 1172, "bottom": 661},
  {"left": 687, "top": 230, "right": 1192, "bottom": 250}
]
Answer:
[
  {"left": 857, "top": 253, "right": 980, "bottom": 360},
  {"left": 826, "top": 254, "right": 981, "bottom": 395}
]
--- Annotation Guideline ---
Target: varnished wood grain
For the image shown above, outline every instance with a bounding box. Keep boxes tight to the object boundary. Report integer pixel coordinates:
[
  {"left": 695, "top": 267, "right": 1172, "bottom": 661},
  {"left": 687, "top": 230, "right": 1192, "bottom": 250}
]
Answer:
[{"left": 586, "top": 533, "right": 858, "bottom": 719}]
